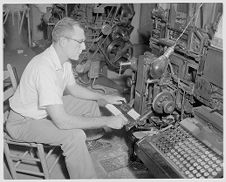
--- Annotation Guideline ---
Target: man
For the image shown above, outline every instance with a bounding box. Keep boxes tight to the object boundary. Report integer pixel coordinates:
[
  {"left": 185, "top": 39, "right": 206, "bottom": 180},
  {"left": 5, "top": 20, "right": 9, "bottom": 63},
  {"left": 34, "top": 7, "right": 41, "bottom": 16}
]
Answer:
[{"left": 6, "top": 17, "right": 128, "bottom": 179}]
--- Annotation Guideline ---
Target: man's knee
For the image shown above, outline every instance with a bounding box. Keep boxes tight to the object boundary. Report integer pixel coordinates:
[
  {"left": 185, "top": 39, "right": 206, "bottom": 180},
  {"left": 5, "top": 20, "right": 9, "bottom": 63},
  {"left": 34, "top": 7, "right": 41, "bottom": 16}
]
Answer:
[
  {"left": 61, "top": 129, "right": 86, "bottom": 147},
  {"left": 69, "top": 129, "right": 87, "bottom": 142},
  {"left": 61, "top": 129, "right": 87, "bottom": 156}
]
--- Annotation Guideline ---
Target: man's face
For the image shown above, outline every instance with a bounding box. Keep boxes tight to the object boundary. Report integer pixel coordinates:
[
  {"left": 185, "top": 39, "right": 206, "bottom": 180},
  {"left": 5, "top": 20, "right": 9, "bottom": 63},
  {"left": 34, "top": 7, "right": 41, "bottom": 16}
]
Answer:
[{"left": 64, "top": 25, "right": 86, "bottom": 61}]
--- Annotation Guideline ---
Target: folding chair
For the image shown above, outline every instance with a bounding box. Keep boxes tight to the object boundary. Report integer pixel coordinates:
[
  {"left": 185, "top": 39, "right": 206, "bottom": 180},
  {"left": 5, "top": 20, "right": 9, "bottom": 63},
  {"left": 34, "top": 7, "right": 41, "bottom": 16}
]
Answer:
[{"left": 4, "top": 64, "right": 62, "bottom": 179}]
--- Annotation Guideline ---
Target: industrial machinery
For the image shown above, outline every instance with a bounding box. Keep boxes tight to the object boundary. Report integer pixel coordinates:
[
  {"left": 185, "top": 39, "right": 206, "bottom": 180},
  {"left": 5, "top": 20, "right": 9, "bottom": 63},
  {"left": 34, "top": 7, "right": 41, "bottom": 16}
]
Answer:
[
  {"left": 45, "top": 4, "right": 135, "bottom": 72},
  {"left": 70, "top": 4, "right": 135, "bottom": 71},
  {"left": 114, "top": 3, "right": 223, "bottom": 178},
  {"left": 130, "top": 3, "right": 223, "bottom": 125}
]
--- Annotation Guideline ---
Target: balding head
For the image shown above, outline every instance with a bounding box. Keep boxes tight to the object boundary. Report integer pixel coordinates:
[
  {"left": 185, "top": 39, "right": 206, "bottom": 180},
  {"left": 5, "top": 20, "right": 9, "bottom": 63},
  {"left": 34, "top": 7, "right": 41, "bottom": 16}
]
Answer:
[{"left": 51, "top": 17, "right": 83, "bottom": 43}]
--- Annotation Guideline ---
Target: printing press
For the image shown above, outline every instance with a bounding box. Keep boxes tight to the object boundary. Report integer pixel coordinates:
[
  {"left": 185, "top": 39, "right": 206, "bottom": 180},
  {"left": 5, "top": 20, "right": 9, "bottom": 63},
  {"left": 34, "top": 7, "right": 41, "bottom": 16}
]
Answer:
[{"left": 104, "top": 3, "right": 223, "bottom": 178}]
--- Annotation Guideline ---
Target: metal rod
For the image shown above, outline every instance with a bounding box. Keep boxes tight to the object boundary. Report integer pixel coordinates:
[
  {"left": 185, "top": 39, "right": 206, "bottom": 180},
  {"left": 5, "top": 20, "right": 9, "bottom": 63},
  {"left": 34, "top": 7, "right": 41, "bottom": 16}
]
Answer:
[
  {"left": 27, "top": 8, "right": 32, "bottom": 47},
  {"left": 19, "top": 9, "right": 25, "bottom": 34}
]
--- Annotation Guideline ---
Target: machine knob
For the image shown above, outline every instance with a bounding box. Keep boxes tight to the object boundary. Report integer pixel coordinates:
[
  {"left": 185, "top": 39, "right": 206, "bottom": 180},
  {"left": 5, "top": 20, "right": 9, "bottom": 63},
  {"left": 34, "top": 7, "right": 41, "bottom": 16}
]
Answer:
[
  {"left": 126, "top": 77, "right": 133, "bottom": 87},
  {"left": 101, "top": 24, "right": 112, "bottom": 35},
  {"left": 163, "top": 101, "right": 175, "bottom": 114}
]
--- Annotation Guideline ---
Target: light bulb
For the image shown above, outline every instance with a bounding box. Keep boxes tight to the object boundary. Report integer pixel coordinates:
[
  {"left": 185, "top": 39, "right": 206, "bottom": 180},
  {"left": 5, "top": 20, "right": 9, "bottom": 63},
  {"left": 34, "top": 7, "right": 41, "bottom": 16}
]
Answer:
[{"left": 149, "top": 46, "right": 175, "bottom": 79}]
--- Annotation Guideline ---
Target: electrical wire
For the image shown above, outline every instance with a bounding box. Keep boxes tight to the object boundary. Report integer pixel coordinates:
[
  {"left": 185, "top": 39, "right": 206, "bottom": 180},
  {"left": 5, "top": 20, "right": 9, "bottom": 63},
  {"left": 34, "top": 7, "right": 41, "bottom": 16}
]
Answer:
[
  {"left": 164, "top": 3, "right": 203, "bottom": 93},
  {"left": 173, "top": 3, "right": 203, "bottom": 46}
]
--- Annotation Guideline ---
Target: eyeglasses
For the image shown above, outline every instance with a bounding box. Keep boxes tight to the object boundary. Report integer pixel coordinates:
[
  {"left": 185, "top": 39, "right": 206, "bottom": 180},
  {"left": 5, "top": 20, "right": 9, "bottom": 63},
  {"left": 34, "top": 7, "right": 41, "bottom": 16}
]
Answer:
[{"left": 63, "top": 36, "right": 85, "bottom": 44}]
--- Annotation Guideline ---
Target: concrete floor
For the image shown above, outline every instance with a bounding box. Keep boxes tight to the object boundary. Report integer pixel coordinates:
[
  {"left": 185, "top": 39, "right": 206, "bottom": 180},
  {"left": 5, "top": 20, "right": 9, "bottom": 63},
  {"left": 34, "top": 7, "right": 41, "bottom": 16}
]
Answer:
[
  {"left": 3, "top": 129, "right": 152, "bottom": 179},
  {"left": 3, "top": 44, "right": 152, "bottom": 179}
]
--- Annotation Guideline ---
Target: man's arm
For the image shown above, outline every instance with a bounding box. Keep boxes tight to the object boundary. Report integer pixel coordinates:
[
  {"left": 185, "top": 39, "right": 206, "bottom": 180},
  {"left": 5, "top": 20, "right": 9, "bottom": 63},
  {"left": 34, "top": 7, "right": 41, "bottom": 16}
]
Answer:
[
  {"left": 66, "top": 83, "right": 126, "bottom": 104},
  {"left": 46, "top": 104, "right": 128, "bottom": 130}
]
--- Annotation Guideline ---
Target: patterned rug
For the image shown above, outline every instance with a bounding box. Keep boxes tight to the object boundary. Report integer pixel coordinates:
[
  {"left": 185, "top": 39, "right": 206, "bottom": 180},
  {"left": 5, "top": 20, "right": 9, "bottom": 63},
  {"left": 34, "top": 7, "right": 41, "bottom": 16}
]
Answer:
[{"left": 99, "top": 154, "right": 129, "bottom": 172}]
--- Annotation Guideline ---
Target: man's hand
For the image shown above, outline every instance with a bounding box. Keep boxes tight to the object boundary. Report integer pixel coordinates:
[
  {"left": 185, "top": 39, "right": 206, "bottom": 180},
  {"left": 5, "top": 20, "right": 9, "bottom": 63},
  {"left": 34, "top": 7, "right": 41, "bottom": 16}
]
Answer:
[
  {"left": 103, "top": 95, "right": 126, "bottom": 105},
  {"left": 106, "top": 115, "right": 129, "bottom": 129}
]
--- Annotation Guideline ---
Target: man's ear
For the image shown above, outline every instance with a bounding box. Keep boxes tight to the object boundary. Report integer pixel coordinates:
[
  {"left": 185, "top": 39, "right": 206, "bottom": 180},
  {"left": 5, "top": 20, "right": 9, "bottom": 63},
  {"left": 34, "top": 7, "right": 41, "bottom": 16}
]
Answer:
[{"left": 59, "top": 37, "right": 67, "bottom": 47}]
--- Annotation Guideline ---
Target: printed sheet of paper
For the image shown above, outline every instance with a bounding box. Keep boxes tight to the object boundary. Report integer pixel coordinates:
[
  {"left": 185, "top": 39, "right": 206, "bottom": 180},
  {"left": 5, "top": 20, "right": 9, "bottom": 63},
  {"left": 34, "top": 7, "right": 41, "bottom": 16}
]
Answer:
[{"left": 127, "top": 109, "right": 140, "bottom": 120}]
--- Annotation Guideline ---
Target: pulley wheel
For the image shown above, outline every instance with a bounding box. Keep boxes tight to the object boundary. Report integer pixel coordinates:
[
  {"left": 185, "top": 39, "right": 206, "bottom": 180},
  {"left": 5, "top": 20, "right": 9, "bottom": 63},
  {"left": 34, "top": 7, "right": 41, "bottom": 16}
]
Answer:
[
  {"left": 152, "top": 91, "right": 175, "bottom": 114},
  {"left": 106, "top": 38, "right": 133, "bottom": 71}
]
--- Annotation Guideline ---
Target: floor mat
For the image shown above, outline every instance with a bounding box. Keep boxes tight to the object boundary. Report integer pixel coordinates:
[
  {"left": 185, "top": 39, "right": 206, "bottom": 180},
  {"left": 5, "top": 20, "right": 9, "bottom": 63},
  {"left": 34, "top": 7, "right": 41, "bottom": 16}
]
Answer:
[
  {"left": 100, "top": 154, "right": 129, "bottom": 173},
  {"left": 86, "top": 140, "right": 112, "bottom": 152}
]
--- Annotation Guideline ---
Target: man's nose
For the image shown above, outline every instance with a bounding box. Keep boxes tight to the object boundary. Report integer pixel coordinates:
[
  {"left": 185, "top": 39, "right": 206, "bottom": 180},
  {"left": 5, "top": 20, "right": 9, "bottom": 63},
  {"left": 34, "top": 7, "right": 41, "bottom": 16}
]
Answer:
[{"left": 82, "top": 42, "right": 86, "bottom": 50}]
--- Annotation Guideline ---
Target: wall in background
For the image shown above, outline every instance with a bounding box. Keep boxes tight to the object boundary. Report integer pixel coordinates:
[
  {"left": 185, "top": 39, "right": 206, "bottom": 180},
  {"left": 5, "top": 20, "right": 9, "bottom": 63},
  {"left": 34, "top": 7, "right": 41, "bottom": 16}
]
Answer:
[
  {"left": 138, "top": 3, "right": 155, "bottom": 44},
  {"left": 130, "top": 4, "right": 141, "bottom": 44},
  {"left": 30, "top": 5, "right": 44, "bottom": 41}
]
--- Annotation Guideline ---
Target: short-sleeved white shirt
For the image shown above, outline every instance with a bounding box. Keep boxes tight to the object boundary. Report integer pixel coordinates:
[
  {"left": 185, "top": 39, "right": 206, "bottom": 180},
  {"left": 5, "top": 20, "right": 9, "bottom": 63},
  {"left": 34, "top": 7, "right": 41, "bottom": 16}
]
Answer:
[{"left": 9, "top": 44, "right": 76, "bottom": 119}]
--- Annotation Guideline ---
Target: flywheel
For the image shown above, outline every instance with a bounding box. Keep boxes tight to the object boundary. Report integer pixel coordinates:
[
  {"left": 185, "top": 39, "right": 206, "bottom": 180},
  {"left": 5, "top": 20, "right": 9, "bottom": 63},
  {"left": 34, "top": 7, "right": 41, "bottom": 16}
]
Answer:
[{"left": 106, "top": 38, "right": 133, "bottom": 71}]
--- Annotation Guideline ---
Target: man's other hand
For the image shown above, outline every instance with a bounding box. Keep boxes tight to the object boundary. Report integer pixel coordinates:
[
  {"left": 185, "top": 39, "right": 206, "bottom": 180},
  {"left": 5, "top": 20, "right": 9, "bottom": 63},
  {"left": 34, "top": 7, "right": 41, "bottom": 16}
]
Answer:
[
  {"left": 106, "top": 115, "right": 129, "bottom": 129},
  {"left": 104, "top": 95, "right": 126, "bottom": 105}
]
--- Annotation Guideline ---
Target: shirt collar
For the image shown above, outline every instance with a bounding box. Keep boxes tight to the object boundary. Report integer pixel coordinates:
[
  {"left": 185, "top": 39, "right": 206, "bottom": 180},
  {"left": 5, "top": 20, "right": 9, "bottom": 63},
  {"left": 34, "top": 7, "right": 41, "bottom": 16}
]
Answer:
[{"left": 48, "top": 44, "right": 63, "bottom": 70}]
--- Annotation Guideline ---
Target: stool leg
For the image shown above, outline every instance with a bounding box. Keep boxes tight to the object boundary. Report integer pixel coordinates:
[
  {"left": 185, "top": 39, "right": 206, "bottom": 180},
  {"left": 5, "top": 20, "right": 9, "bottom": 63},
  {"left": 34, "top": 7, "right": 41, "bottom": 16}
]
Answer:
[
  {"left": 37, "top": 144, "right": 50, "bottom": 179},
  {"left": 4, "top": 141, "right": 17, "bottom": 179}
]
